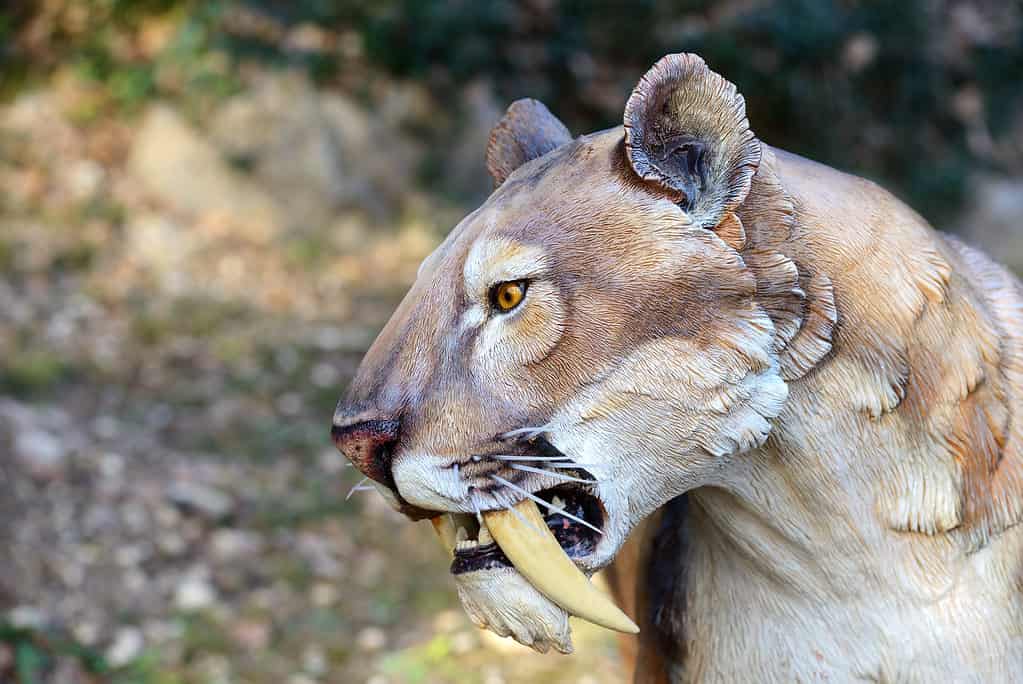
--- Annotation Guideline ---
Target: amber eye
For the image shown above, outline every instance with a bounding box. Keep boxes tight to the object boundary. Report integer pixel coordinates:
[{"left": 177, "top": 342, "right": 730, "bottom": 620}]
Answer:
[{"left": 491, "top": 280, "right": 528, "bottom": 313}]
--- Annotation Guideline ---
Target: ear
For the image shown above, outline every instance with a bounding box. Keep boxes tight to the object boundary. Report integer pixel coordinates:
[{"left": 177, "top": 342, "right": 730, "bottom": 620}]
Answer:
[
  {"left": 487, "top": 99, "right": 572, "bottom": 187},
  {"left": 624, "top": 53, "right": 761, "bottom": 228}
]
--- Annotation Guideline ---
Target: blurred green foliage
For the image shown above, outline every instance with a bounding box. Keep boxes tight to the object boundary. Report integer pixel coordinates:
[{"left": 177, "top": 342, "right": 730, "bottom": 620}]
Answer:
[
  {"left": 3, "top": 0, "right": 1020, "bottom": 221},
  {"left": 0, "top": 349, "right": 75, "bottom": 398}
]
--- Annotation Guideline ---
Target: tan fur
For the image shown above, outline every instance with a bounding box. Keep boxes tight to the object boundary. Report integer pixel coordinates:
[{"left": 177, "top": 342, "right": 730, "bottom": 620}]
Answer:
[{"left": 335, "top": 54, "right": 1023, "bottom": 681}]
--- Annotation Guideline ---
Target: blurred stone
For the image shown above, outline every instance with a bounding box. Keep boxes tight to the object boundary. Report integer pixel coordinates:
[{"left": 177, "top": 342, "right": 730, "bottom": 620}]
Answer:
[
  {"left": 356, "top": 626, "right": 386, "bottom": 652},
  {"left": 302, "top": 644, "right": 327, "bottom": 676},
  {"left": 63, "top": 158, "right": 106, "bottom": 201},
  {"left": 175, "top": 571, "right": 217, "bottom": 611},
  {"left": 209, "top": 528, "right": 263, "bottom": 560},
  {"left": 166, "top": 481, "right": 234, "bottom": 520},
  {"left": 309, "top": 582, "right": 337, "bottom": 607},
  {"left": 153, "top": 503, "right": 182, "bottom": 527},
  {"left": 115, "top": 544, "right": 149, "bottom": 567},
  {"left": 232, "top": 619, "right": 271, "bottom": 651},
  {"left": 451, "top": 631, "right": 477, "bottom": 655},
  {"left": 284, "top": 23, "right": 330, "bottom": 54},
  {"left": 953, "top": 85, "right": 984, "bottom": 123},
  {"left": 129, "top": 105, "right": 281, "bottom": 238},
  {"left": 14, "top": 428, "right": 65, "bottom": 480},
  {"left": 7, "top": 605, "right": 46, "bottom": 629},
  {"left": 96, "top": 451, "right": 125, "bottom": 478},
  {"left": 126, "top": 213, "right": 191, "bottom": 290},
  {"left": 106, "top": 627, "right": 144, "bottom": 667},
  {"left": 842, "top": 33, "right": 879, "bottom": 72},
  {"left": 157, "top": 532, "right": 187, "bottom": 557},
  {"left": 71, "top": 621, "right": 100, "bottom": 646}
]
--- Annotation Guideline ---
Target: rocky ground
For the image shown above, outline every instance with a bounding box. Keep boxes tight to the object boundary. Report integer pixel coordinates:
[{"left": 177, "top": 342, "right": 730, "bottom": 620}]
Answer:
[{"left": 0, "top": 70, "right": 624, "bottom": 683}]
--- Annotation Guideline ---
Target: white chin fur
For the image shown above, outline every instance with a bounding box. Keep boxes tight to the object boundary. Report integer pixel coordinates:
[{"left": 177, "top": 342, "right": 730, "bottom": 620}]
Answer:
[{"left": 454, "top": 566, "right": 573, "bottom": 654}]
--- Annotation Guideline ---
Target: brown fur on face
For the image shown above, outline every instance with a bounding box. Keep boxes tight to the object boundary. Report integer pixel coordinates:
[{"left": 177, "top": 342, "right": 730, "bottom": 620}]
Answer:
[
  {"left": 340, "top": 121, "right": 781, "bottom": 513},
  {"left": 336, "top": 54, "right": 1023, "bottom": 678}
]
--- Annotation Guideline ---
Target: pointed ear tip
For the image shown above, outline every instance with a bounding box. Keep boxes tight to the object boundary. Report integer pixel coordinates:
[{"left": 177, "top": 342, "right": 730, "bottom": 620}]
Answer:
[
  {"left": 624, "top": 52, "right": 738, "bottom": 117},
  {"left": 488, "top": 99, "right": 562, "bottom": 145},
  {"left": 486, "top": 98, "right": 572, "bottom": 186},
  {"left": 505, "top": 97, "right": 554, "bottom": 115},
  {"left": 651, "top": 52, "right": 710, "bottom": 75}
]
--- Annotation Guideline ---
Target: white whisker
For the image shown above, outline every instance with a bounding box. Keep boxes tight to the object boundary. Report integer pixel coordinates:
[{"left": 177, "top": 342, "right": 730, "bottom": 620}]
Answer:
[
  {"left": 501, "top": 424, "right": 552, "bottom": 440},
  {"left": 490, "top": 474, "right": 603, "bottom": 536},
  {"left": 492, "top": 454, "right": 575, "bottom": 462},
  {"left": 507, "top": 502, "right": 546, "bottom": 535},
  {"left": 495, "top": 489, "right": 546, "bottom": 535},
  {"left": 345, "top": 476, "right": 370, "bottom": 501},
  {"left": 509, "top": 463, "right": 595, "bottom": 484}
]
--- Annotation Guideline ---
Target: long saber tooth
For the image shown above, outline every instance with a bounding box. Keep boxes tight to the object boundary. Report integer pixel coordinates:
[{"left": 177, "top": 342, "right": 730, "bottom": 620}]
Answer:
[{"left": 482, "top": 499, "right": 638, "bottom": 634}]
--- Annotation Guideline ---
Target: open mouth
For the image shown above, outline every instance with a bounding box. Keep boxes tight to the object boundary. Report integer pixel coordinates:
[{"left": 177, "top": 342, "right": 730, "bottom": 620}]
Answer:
[
  {"left": 449, "top": 485, "right": 604, "bottom": 574},
  {"left": 429, "top": 465, "right": 637, "bottom": 634}
]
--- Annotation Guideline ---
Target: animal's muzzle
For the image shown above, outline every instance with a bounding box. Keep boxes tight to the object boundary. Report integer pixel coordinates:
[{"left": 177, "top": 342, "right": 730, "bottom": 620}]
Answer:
[{"left": 331, "top": 412, "right": 436, "bottom": 520}]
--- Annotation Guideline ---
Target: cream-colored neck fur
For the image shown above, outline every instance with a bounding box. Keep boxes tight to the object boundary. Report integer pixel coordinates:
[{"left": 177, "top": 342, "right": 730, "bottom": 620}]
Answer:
[{"left": 673, "top": 147, "right": 1023, "bottom": 682}]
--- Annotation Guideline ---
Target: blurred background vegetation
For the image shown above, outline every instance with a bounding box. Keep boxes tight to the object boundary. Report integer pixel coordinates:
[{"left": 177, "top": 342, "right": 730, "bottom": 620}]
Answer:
[{"left": 1, "top": 1, "right": 1020, "bottom": 683}]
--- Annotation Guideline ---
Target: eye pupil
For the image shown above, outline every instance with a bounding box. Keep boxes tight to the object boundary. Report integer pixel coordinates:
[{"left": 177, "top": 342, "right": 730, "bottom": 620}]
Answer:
[{"left": 493, "top": 281, "right": 526, "bottom": 312}]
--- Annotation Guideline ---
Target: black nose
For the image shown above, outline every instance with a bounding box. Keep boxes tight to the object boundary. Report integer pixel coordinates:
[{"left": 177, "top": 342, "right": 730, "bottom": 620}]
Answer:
[{"left": 331, "top": 416, "right": 401, "bottom": 487}]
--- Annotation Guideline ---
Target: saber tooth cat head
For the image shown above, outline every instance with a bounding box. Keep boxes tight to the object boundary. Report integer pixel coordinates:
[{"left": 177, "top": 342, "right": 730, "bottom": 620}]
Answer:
[{"left": 333, "top": 54, "right": 792, "bottom": 652}]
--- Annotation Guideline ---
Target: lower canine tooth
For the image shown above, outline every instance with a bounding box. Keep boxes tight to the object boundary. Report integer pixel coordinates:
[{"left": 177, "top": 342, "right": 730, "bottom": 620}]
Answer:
[
  {"left": 478, "top": 523, "right": 493, "bottom": 546},
  {"left": 482, "top": 500, "right": 639, "bottom": 634},
  {"left": 431, "top": 516, "right": 457, "bottom": 556}
]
